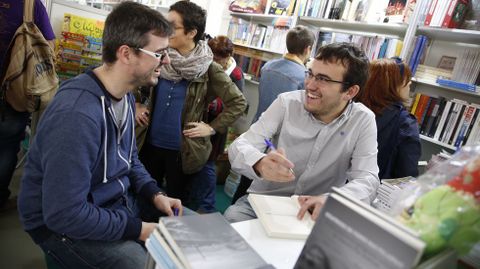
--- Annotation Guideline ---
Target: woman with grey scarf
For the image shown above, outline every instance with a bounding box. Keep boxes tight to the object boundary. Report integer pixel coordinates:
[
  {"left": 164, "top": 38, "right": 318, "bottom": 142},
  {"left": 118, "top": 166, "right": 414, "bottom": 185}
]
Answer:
[{"left": 136, "top": 1, "right": 246, "bottom": 208}]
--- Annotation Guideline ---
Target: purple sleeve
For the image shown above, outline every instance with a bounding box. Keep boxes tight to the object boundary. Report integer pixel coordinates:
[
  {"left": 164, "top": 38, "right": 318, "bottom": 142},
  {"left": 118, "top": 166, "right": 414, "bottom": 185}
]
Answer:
[{"left": 34, "top": 0, "right": 55, "bottom": 40}]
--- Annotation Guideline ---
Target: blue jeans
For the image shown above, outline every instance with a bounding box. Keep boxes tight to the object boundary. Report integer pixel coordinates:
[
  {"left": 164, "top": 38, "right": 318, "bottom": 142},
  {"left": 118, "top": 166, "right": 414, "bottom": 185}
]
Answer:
[
  {"left": 36, "top": 192, "right": 196, "bottom": 269},
  {"left": 0, "top": 103, "right": 29, "bottom": 206},
  {"left": 189, "top": 160, "right": 217, "bottom": 213}
]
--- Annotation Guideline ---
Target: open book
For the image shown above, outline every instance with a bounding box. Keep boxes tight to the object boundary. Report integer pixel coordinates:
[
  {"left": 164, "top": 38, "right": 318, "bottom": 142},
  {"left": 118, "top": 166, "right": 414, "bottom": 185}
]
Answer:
[
  {"left": 145, "top": 212, "right": 273, "bottom": 269},
  {"left": 294, "top": 187, "right": 425, "bottom": 269},
  {"left": 248, "top": 193, "right": 314, "bottom": 240}
]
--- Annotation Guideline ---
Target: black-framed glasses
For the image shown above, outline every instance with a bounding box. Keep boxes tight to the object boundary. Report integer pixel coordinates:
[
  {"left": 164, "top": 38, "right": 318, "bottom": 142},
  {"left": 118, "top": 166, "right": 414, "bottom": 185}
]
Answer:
[
  {"left": 391, "top": 56, "right": 405, "bottom": 77},
  {"left": 305, "top": 70, "right": 349, "bottom": 86},
  {"left": 134, "top": 47, "right": 168, "bottom": 61}
]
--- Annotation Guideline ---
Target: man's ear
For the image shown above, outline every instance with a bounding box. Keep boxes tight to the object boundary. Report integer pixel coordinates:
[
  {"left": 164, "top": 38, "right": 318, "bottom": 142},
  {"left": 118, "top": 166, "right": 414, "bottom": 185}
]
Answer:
[
  {"left": 343, "top": 85, "right": 360, "bottom": 101},
  {"left": 117, "top": 45, "right": 133, "bottom": 64},
  {"left": 187, "top": 29, "right": 197, "bottom": 41}
]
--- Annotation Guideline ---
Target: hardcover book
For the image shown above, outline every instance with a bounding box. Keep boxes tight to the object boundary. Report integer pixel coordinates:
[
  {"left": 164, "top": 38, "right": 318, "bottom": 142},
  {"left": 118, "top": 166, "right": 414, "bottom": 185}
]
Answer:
[
  {"left": 149, "top": 212, "right": 272, "bottom": 269},
  {"left": 294, "top": 187, "right": 425, "bottom": 269}
]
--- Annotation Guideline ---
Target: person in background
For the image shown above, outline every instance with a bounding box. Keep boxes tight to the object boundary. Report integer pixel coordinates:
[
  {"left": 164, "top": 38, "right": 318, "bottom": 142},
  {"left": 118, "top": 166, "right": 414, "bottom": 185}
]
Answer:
[
  {"left": 0, "top": 0, "right": 55, "bottom": 212},
  {"left": 18, "top": 3, "right": 182, "bottom": 268},
  {"left": 355, "top": 57, "right": 421, "bottom": 180},
  {"left": 137, "top": 1, "right": 246, "bottom": 206},
  {"left": 185, "top": 35, "right": 246, "bottom": 213},
  {"left": 225, "top": 42, "right": 379, "bottom": 222},
  {"left": 231, "top": 25, "right": 315, "bottom": 204}
]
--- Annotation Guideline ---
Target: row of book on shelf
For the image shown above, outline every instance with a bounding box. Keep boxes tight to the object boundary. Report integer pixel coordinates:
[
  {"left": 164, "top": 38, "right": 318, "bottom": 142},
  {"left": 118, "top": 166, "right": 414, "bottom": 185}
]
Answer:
[
  {"left": 297, "top": 0, "right": 416, "bottom": 23},
  {"left": 227, "top": 17, "right": 293, "bottom": 53},
  {"left": 410, "top": 93, "right": 480, "bottom": 147},
  {"left": 312, "top": 31, "right": 403, "bottom": 60}
]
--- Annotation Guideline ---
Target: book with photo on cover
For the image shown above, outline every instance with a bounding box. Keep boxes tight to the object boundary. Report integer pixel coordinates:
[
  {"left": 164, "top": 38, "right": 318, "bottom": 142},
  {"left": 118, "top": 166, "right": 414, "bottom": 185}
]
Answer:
[
  {"left": 146, "top": 212, "right": 273, "bottom": 269},
  {"left": 294, "top": 187, "right": 425, "bottom": 269},
  {"left": 248, "top": 193, "right": 314, "bottom": 240}
]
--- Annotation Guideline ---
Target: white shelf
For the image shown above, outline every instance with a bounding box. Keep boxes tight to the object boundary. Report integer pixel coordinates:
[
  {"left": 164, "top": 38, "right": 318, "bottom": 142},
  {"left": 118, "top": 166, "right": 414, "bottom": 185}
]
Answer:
[
  {"left": 298, "top": 17, "right": 407, "bottom": 38},
  {"left": 412, "top": 77, "right": 480, "bottom": 99},
  {"left": 245, "top": 78, "right": 259, "bottom": 85},
  {"left": 416, "top": 26, "right": 480, "bottom": 44},
  {"left": 233, "top": 42, "right": 283, "bottom": 55},
  {"left": 420, "top": 134, "right": 457, "bottom": 151},
  {"left": 230, "top": 12, "right": 292, "bottom": 24}
]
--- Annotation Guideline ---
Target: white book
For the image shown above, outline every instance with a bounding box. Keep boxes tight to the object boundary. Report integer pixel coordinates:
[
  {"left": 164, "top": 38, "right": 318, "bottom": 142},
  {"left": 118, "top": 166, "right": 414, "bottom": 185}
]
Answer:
[
  {"left": 433, "top": 100, "right": 453, "bottom": 141},
  {"left": 248, "top": 193, "right": 314, "bottom": 240}
]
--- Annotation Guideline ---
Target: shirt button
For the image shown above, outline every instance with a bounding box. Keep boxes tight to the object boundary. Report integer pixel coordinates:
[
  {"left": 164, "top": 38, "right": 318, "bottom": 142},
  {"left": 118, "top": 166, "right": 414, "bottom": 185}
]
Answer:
[
  {"left": 166, "top": 102, "right": 170, "bottom": 106},
  {"left": 168, "top": 95, "right": 171, "bottom": 98}
]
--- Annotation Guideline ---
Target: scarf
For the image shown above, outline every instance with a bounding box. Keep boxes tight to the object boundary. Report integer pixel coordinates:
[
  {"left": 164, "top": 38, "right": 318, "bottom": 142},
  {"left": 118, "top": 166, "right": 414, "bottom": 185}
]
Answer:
[{"left": 160, "top": 40, "right": 213, "bottom": 82}]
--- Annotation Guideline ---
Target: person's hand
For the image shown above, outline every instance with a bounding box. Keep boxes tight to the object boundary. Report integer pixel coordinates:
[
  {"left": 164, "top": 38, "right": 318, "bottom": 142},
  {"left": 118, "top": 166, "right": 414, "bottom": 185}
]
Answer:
[
  {"left": 153, "top": 195, "right": 183, "bottom": 217},
  {"left": 135, "top": 102, "right": 150, "bottom": 127},
  {"left": 296, "top": 195, "right": 328, "bottom": 221},
  {"left": 253, "top": 148, "right": 295, "bottom": 182},
  {"left": 139, "top": 222, "right": 157, "bottom": 241},
  {"left": 183, "top": 121, "right": 214, "bottom": 138}
]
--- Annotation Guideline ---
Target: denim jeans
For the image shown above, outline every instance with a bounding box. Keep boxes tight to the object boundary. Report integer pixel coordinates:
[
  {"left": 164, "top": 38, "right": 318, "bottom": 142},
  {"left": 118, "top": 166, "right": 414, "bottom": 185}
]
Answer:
[
  {"left": 0, "top": 103, "right": 29, "bottom": 206},
  {"left": 36, "top": 192, "right": 196, "bottom": 269},
  {"left": 223, "top": 195, "right": 257, "bottom": 223},
  {"left": 189, "top": 160, "right": 217, "bottom": 213}
]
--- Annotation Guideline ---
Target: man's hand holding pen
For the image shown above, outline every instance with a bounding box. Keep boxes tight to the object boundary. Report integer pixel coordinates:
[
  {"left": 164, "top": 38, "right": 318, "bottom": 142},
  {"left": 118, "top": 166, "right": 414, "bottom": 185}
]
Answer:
[{"left": 253, "top": 139, "right": 295, "bottom": 182}]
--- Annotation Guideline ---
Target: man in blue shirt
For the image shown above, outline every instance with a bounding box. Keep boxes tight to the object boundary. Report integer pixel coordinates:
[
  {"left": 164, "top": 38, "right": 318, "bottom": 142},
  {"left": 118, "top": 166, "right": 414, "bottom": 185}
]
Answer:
[{"left": 232, "top": 25, "right": 315, "bottom": 203}]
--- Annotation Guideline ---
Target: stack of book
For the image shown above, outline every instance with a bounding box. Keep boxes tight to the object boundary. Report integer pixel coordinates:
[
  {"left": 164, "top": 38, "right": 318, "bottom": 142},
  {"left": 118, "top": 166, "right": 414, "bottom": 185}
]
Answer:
[
  {"left": 145, "top": 212, "right": 273, "bottom": 269},
  {"left": 373, "top": 177, "right": 417, "bottom": 214},
  {"left": 415, "top": 65, "right": 453, "bottom": 82}
]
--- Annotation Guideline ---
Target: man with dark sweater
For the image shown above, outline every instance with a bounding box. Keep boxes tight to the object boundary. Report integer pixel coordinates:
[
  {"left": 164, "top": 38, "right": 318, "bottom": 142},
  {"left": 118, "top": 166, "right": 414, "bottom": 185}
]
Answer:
[{"left": 18, "top": 3, "right": 181, "bottom": 268}]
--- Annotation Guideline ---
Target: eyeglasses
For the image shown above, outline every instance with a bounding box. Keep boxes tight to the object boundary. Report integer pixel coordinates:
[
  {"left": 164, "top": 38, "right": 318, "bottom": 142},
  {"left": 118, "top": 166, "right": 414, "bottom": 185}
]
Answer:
[
  {"left": 135, "top": 47, "right": 168, "bottom": 61},
  {"left": 305, "top": 70, "right": 349, "bottom": 86},
  {"left": 391, "top": 56, "right": 405, "bottom": 77}
]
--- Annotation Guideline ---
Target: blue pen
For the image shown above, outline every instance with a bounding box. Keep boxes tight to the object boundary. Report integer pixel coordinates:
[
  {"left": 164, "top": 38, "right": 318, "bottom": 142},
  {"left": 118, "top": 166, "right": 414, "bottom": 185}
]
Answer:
[
  {"left": 264, "top": 139, "right": 295, "bottom": 175},
  {"left": 173, "top": 208, "right": 179, "bottom": 216}
]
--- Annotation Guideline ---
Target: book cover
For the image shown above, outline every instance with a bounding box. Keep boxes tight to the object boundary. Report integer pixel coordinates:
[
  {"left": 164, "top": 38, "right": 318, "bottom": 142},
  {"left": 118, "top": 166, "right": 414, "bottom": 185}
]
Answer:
[
  {"left": 158, "top": 212, "right": 270, "bottom": 269},
  {"left": 248, "top": 194, "right": 314, "bottom": 239},
  {"left": 229, "top": 0, "right": 268, "bottom": 14},
  {"left": 433, "top": 100, "right": 454, "bottom": 141},
  {"left": 385, "top": 0, "right": 407, "bottom": 23},
  {"left": 268, "top": 0, "right": 297, "bottom": 15},
  {"left": 294, "top": 187, "right": 425, "bottom": 269}
]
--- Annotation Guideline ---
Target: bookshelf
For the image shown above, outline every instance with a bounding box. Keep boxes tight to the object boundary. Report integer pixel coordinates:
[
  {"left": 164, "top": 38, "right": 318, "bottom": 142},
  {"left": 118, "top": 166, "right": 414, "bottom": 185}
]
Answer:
[
  {"left": 407, "top": 0, "right": 480, "bottom": 161},
  {"left": 227, "top": 0, "right": 480, "bottom": 162}
]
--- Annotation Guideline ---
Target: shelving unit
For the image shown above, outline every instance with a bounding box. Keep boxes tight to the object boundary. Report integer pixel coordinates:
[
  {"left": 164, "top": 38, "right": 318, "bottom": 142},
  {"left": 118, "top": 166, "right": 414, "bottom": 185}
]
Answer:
[
  {"left": 298, "top": 17, "right": 407, "bottom": 38},
  {"left": 232, "top": 42, "right": 283, "bottom": 55}
]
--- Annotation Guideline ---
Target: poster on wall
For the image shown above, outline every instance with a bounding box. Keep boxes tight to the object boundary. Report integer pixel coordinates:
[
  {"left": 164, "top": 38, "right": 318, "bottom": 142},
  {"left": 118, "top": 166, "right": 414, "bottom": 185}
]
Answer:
[{"left": 63, "top": 13, "right": 105, "bottom": 38}]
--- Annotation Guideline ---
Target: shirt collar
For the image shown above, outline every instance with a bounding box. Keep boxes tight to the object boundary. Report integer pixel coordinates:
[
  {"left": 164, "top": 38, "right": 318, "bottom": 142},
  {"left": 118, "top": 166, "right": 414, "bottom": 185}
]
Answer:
[{"left": 284, "top": 53, "right": 305, "bottom": 66}]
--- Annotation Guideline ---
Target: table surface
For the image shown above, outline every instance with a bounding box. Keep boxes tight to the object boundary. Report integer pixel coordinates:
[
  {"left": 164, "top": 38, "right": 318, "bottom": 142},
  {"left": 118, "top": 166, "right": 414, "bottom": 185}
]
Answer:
[{"left": 231, "top": 219, "right": 306, "bottom": 269}]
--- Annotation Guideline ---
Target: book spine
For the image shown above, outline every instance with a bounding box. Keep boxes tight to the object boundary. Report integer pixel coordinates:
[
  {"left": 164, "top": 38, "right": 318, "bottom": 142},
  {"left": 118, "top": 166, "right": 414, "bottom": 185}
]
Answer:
[
  {"left": 441, "top": 0, "right": 458, "bottom": 28},
  {"left": 424, "top": 0, "right": 438, "bottom": 25}
]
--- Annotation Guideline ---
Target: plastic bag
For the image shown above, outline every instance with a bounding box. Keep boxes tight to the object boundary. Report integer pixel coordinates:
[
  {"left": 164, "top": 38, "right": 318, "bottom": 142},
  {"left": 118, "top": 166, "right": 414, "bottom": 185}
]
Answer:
[{"left": 392, "top": 145, "right": 480, "bottom": 257}]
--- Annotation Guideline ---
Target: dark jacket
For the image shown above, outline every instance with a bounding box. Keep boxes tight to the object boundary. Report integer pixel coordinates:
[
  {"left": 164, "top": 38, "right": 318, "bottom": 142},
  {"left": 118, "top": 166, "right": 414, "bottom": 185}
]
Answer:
[
  {"left": 376, "top": 102, "right": 421, "bottom": 179},
  {"left": 18, "top": 72, "right": 161, "bottom": 242},
  {"left": 137, "top": 62, "right": 247, "bottom": 174}
]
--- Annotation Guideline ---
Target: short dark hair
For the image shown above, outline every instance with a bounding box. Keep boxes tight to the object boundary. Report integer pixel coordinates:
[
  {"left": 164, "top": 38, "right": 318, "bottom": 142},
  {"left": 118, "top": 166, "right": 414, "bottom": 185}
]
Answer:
[
  {"left": 208, "top": 35, "right": 234, "bottom": 58},
  {"left": 315, "top": 42, "right": 369, "bottom": 92},
  {"left": 286, "top": 26, "right": 315, "bottom": 55},
  {"left": 169, "top": 1, "right": 206, "bottom": 44},
  {"left": 102, "top": 2, "right": 172, "bottom": 64}
]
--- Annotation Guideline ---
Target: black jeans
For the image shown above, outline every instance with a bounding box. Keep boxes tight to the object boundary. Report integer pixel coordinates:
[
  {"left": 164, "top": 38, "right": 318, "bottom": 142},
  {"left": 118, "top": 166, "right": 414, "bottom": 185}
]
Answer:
[{"left": 139, "top": 143, "right": 190, "bottom": 202}]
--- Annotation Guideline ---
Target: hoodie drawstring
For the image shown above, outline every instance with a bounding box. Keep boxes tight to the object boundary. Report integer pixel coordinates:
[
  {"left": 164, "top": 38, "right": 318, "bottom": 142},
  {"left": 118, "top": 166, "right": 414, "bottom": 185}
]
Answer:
[{"left": 101, "top": 96, "right": 108, "bottom": 183}]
